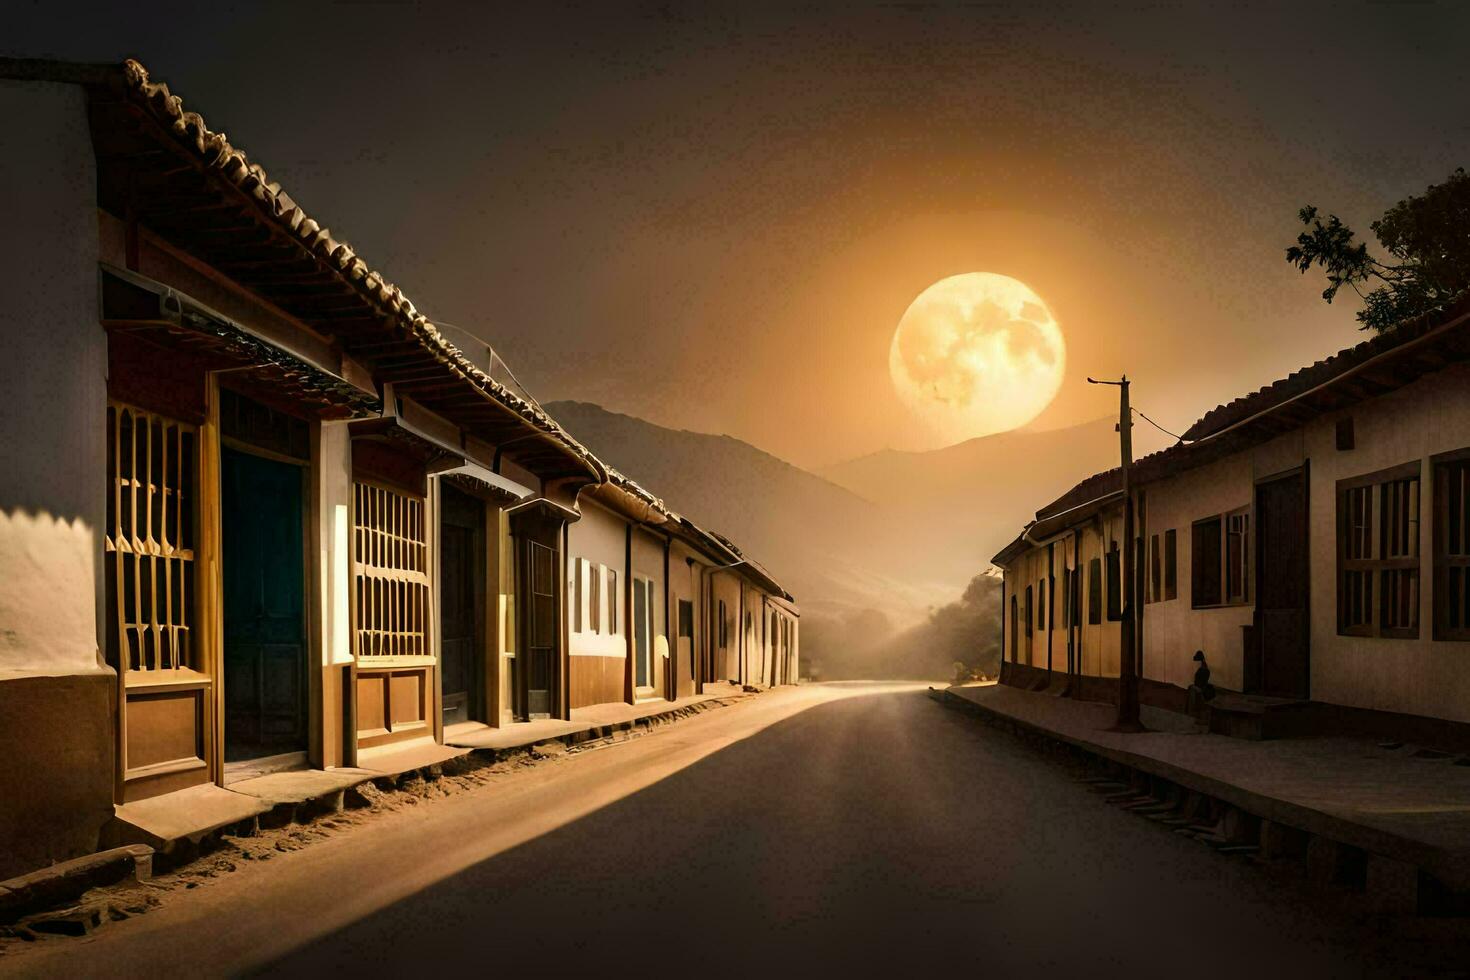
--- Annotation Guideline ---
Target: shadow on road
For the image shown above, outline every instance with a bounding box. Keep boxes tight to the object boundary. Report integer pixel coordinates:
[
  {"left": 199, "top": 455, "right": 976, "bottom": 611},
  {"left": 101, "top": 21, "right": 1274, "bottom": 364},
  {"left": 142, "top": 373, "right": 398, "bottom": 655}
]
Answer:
[{"left": 253, "top": 685, "right": 1458, "bottom": 979}]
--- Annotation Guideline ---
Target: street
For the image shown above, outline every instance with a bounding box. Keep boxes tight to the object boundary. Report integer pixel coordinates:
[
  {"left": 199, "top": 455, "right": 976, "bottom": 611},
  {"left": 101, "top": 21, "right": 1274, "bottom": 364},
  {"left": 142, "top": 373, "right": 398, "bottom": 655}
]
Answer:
[{"left": 7, "top": 683, "right": 1460, "bottom": 978}]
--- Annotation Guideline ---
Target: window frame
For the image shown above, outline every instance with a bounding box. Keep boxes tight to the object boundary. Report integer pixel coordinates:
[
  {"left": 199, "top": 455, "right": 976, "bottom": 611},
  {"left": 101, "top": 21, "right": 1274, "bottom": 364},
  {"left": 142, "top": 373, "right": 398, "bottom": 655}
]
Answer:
[
  {"left": 1087, "top": 557, "right": 1102, "bottom": 625},
  {"left": 1433, "top": 448, "right": 1470, "bottom": 641},
  {"left": 591, "top": 561, "right": 604, "bottom": 634},
  {"left": 1337, "top": 460, "right": 1421, "bottom": 640},
  {"left": 607, "top": 567, "right": 619, "bottom": 636},
  {"left": 352, "top": 476, "right": 431, "bottom": 664},
  {"left": 1164, "top": 528, "right": 1178, "bottom": 601},
  {"left": 1105, "top": 543, "right": 1122, "bottom": 622},
  {"left": 1191, "top": 509, "right": 1250, "bottom": 610},
  {"left": 1148, "top": 533, "right": 1161, "bottom": 604}
]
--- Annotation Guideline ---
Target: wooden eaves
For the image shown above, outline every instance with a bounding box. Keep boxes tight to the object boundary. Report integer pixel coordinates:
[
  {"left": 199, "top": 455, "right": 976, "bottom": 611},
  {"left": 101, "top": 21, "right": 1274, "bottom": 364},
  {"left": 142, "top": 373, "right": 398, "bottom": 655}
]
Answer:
[{"left": 0, "top": 56, "right": 609, "bottom": 487}]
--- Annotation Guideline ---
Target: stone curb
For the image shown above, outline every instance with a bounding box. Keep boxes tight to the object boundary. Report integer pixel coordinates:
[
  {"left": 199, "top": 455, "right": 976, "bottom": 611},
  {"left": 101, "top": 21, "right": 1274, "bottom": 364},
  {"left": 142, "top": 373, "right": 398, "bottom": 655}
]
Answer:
[
  {"left": 0, "top": 845, "right": 153, "bottom": 925},
  {"left": 3, "top": 691, "right": 753, "bottom": 929},
  {"left": 936, "top": 687, "right": 1470, "bottom": 910}
]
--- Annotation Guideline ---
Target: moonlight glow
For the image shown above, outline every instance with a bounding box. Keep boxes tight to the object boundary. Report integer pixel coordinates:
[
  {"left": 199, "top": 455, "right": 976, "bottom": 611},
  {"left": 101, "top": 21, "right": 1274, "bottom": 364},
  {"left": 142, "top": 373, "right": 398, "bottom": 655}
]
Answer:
[{"left": 888, "top": 272, "right": 1066, "bottom": 445}]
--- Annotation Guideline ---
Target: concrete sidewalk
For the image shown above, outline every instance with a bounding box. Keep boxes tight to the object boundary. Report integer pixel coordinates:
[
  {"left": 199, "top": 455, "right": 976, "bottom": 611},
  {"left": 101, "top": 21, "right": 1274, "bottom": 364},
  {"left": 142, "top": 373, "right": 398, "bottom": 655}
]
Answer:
[
  {"left": 944, "top": 682, "right": 1470, "bottom": 898},
  {"left": 104, "top": 689, "right": 753, "bottom": 864},
  {"left": 446, "top": 688, "right": 747, "bottom": 753}
]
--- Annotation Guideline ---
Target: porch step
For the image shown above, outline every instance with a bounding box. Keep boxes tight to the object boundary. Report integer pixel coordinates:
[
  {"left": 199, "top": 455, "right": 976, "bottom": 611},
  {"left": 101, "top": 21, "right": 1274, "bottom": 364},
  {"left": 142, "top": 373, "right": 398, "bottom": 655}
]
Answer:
[
  {"left": 1204, "top": 692, "right": 1313, "bottom": 740},
  {"left": 228, "top": 768, "right": 375, "bottom": 807},
  {"left": 107, "top": 783, "right": 272, "bottom": 853},
  {"left": 355, "top": 739, "right": 470, "bottom": 778}
]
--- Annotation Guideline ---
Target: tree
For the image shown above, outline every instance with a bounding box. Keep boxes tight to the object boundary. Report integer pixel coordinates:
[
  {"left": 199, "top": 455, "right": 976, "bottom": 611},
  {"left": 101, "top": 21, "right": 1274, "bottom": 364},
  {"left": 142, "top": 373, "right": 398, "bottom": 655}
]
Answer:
[{"left": 1285, "top": 167, "right": 1470, "bottom": 333}]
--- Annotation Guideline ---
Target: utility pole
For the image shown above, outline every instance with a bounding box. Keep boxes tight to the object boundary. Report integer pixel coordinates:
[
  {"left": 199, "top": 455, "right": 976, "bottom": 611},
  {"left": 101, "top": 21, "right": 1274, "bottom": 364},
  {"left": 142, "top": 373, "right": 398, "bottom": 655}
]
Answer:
[{"left": 1088, "top": 374, "right": 1145, "bottom": 732}]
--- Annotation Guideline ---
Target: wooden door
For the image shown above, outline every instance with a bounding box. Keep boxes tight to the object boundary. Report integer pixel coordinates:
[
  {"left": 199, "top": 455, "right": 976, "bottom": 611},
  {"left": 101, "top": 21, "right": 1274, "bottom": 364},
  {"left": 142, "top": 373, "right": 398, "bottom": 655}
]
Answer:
[
  {"left": 439, "top": 485, "right": 482, "bottom": 727},
  {"left": 521, "top": 540, "right": 557, "bottom": 718},
  {"left": 222, "top": 448, "right": 306, "bottom": 761},
  {"left": 1254, "top": 468, "right": 1309, "bottom": 699},
  {"left": 633, "top": 578, "right": 652, "bottom": 689},
  {"left": 678, "top": 599, "right": 694, "bottom": 695}
]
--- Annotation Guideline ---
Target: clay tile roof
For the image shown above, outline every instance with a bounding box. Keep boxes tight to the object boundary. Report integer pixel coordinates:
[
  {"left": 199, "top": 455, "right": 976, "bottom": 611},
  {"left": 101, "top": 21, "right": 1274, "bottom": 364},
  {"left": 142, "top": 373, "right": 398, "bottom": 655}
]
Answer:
[
  {"left": 1183, "top": 291, "right": 1470, "bottom": 442},
  {"left": 114, "top": 59, "right": 606, "bottom": 483},
  {"left": 1014, "top": 292, "right": 1470, "bottom": 554}
]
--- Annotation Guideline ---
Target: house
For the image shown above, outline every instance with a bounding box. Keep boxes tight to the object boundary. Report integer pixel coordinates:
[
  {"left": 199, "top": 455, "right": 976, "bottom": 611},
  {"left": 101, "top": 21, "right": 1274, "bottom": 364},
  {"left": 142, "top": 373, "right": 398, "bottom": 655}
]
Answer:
[
  {"left": 0, "top": 58, "right": 796, "bottom": 881},
  {"left": 992, "top": 292, "right": 1470, "bottom": 739},
  {"left": 565, "top": 472, "right": 800, "bottom": 709}
]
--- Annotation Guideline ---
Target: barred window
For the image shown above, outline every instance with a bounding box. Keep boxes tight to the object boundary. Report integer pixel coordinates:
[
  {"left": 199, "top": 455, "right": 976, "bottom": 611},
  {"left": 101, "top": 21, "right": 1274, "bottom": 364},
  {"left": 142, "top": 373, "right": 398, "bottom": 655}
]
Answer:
[
  {"left": 106, "top": 404, "right": 197, "bottom": 673},
  {"left": 353, "top": 481, "right": 429, "bottom": 659},
  {"left": 1338, "top": 463, "right": 1420, "bottom": 638}
]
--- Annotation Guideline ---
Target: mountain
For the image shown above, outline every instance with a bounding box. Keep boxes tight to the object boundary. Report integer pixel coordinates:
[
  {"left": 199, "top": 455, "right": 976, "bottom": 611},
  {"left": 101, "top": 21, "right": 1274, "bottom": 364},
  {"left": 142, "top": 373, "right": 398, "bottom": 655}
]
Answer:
[
  {"left": 543, "top": 401, "right": 937, "bottom": 621},
  {"left": 817, "top": 416, "right": 1124, "bottom": 571},
  {"left": 545, "top": 402, "right": 1129, "bottom": 680}
]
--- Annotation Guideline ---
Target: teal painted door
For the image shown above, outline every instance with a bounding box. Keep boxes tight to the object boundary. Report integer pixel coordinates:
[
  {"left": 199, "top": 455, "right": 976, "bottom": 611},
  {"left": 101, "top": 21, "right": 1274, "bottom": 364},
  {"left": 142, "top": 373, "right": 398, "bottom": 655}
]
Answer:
[{"left": 223, "top": 448, "right": 307, "bottom": 762}]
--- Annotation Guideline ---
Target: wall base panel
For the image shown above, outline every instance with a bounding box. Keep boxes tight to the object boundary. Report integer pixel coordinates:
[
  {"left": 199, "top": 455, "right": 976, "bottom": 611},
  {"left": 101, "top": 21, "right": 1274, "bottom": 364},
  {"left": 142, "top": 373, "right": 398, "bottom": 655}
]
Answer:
[{"left": 0, "top": 670, "right": 115, "bottom": 880}]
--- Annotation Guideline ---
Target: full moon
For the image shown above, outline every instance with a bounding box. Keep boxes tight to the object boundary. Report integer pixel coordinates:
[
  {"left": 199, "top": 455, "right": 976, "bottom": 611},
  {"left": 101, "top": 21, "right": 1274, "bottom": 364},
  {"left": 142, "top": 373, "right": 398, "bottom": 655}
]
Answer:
[{"left": 889, "top": 272, "right": 1066, "bottom": 445}]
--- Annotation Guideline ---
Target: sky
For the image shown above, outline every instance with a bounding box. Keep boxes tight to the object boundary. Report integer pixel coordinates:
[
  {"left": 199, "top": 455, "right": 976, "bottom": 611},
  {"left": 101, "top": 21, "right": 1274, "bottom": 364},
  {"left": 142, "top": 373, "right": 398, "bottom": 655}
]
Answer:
[{"left": 8, "top": 1, "right": 1470, "bottom": 467}]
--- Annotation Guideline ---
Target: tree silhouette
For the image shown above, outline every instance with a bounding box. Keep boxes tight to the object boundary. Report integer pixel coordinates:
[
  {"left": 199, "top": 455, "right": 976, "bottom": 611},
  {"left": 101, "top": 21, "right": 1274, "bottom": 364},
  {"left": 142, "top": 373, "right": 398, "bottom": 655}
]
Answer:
[{"left": 1286, "top": 167, "right": 1470, "bottom": 333}]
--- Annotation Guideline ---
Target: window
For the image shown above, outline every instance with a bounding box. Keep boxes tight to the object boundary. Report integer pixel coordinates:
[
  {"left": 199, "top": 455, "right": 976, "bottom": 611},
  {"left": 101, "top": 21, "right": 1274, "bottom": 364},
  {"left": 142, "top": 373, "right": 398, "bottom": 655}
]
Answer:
[
  {"left": 717, "top": 599, "right": 727, "bottom": 649},
  {"left": 1192, "top": 516, "right": 1223, "bottom": 607},
  {"left": 589, "top": 562, "right": 602, "bottom": 634},
  {"left": 1192, "top": 510, "right": 1249, "bottom": 609},
  {"left": 1036, "top": 579, "right": 1046, "bottom": 630},
  {"left": 1024, "top": 585, "right": 1033, "bottom": 638},
  {"left": 572, "top": 558, "right": 584, "bottom": 634},
  {"left": 353, "top": 480, "right": 428, "bottom": 660},
  {"left": 1106, "top": 544, "right": 1121, "bottom": 621},
  {"left": 106, "top": 404, "right": 197, "bottom": 673},
  {"left": 608, "top": 568, "right": 619, "bottom": 635},
  {"left": 1149, "top": 534, "right": 1162, "bottom": 604},
  {"left": 1226, "top": 511, "right": 1250, "bottom": 605},
  {"left": 1435, "top": 453, "right": 1470, "bottom": 639},
  {"left": 1164, "top": 529, "right": 1178, "bottom": 600},
  {"left": 1338, "top": 463, "right": 1420, "bottom": 638},
  {"left": 1061, "top": 567, "right": 1072, "bottom": 627},
  {"left": 1010, "top": 594, "right": 1019, "bottom": 659},
  {"left": 1088, "top": 557, "right": 1102, "bottom": 625}
]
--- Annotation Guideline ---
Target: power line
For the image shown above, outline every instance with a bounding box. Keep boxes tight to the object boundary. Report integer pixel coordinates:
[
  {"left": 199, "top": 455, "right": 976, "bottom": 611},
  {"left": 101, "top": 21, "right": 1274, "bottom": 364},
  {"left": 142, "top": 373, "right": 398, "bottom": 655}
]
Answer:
[{"left": 1132, "top": 406, "right": 1189, "bottom": 443}]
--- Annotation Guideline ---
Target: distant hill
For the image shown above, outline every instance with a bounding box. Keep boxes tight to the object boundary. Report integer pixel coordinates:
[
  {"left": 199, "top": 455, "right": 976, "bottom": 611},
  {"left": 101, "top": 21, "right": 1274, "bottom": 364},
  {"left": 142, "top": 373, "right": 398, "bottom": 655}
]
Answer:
[
  {"left": 817, "top": 416, "right": 1124, "bottom": 571},
  {"left": 545, "top": 401, "right": 1132, "bottom": 680},
  {"left": 544, "top": 401, "right": 936, "bottom": 621}
]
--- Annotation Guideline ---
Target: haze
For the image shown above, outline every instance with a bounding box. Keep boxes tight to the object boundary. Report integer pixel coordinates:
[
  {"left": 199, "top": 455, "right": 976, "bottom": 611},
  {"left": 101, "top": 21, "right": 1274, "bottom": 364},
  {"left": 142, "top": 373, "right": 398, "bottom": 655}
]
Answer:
[{"left": 8, "top": 2, "right": 1468, "bottom": 468}]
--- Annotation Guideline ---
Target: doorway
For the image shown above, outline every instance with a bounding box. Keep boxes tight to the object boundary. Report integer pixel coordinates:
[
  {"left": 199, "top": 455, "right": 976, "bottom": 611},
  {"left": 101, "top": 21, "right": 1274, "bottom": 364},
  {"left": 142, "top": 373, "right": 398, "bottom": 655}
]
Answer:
[
  {"left": 1253, "top": 467, "right": 1310, "bottom": 699},
  {"left": 677, "top": 598, "right": 694, "bottom": 696},
  {"left": 222, "top": 447, "right": 307, "bottom": 762},
  {"left": 633, "top": 577, "right": 655, "bottom": 694},
  {"left": 522, "top": 540, "right": 557, "bottom": 719},
  {"left": 439, "top": 483, "right": 484, "bottom": 727}
]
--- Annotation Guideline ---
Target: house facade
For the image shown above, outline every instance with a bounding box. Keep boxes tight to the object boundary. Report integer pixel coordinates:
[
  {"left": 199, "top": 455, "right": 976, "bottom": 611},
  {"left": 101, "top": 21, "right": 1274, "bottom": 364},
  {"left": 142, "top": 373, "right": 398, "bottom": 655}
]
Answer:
[
  {"left": 994, "top": 296, "right": 1470, "bottom": 734},
  {"left": 565, "top": 480, "right": 801, "bottom": 709},
  {"left": 0, "top": 59, "right": 797, "bottom": 882}
]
